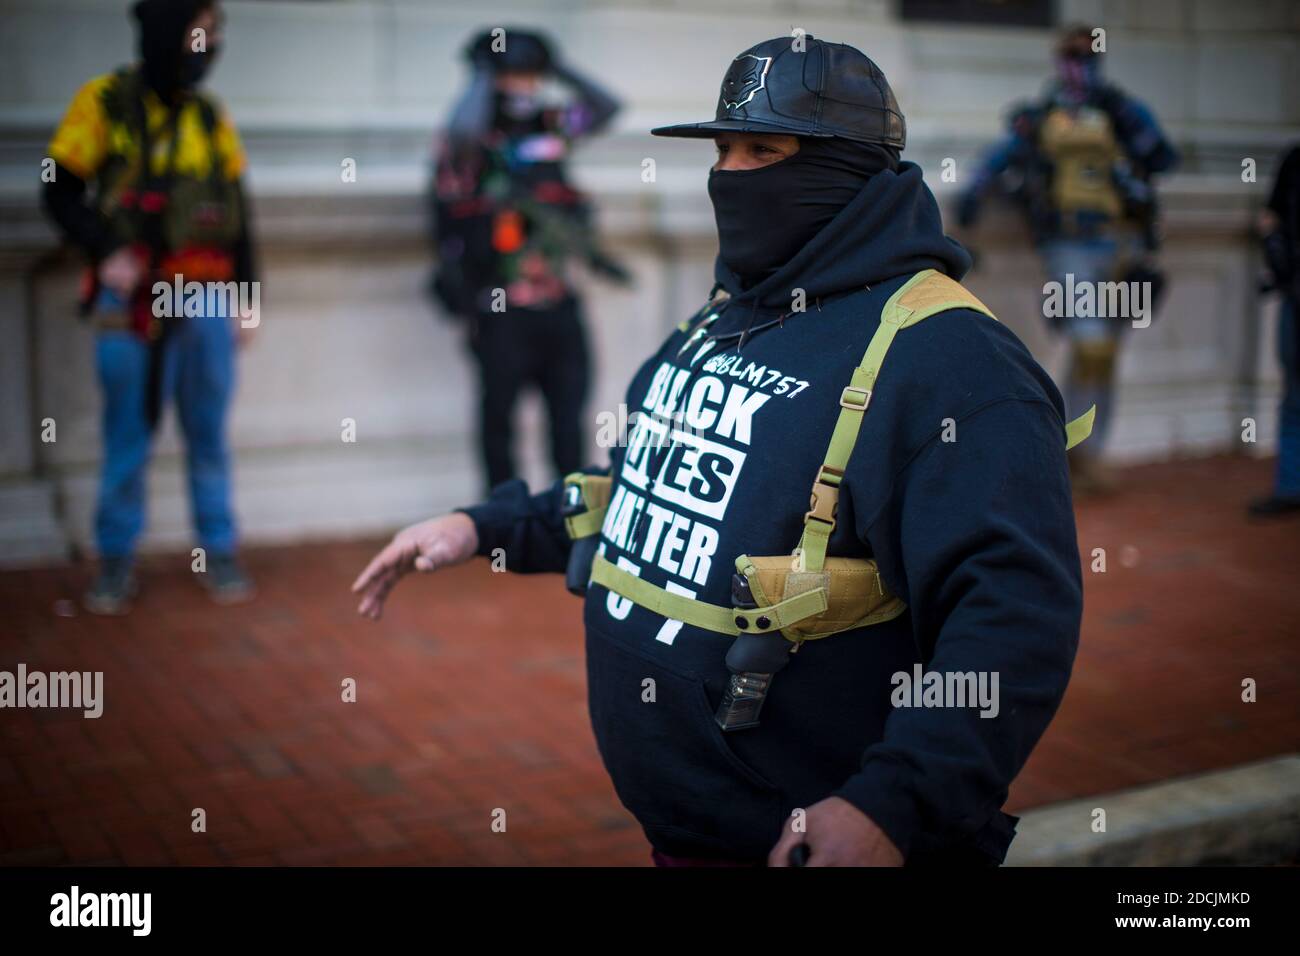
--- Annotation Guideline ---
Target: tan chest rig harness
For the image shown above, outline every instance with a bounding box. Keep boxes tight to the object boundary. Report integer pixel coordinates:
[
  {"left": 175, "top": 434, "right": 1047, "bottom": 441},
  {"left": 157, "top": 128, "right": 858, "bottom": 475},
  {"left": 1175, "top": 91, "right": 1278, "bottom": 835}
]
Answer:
[
  {"left": 563, "top": 270, "right": 1094, "bottom": 730},
  {"left": 97, "top": 68, "right": 244, "bottom": 258},
  {"left": 1038, "top": 104, "right": 1123, "bottom": 221}
]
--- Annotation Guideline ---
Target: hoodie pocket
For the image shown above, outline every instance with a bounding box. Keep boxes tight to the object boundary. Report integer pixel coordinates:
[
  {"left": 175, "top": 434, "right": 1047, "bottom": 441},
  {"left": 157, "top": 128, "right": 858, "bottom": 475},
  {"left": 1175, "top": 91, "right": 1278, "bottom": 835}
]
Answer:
[{"left": 585, "top": 628, "right": 785, "bottom": 859}]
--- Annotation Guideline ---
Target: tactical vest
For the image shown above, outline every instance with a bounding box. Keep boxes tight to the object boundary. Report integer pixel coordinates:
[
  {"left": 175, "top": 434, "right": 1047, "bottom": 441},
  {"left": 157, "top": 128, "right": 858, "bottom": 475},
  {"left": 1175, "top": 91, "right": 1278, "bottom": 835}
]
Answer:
[
  {"left": 95, "top": 67, "right": 242, "bottom": 257},
  {"left": 565, "top": 270, "right": 1095, "bottom": 645},
  {"left": 1038, "top": 105, "right": 1123, "bottom": 220}
]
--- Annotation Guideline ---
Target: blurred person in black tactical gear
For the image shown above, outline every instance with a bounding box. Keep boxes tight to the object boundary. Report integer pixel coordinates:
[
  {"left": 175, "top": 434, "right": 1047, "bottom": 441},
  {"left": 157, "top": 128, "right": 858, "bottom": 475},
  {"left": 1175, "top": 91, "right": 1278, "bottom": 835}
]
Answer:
[
  {"left": 958, "top": 24, "right": 1178, "bottom": 495},
  {"left": 1250, "top": 144, "right": 1300, "bottom": 517},
  {"left": 430, "top": 27, "right": 626, "bottom": 492}
]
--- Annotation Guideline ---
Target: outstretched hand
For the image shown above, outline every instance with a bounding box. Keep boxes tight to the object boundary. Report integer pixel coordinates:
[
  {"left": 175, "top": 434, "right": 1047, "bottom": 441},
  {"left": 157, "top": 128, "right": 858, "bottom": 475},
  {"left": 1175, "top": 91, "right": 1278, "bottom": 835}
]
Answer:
[{"left": 352, "top": 512, "right": 479, "bottom": 620}]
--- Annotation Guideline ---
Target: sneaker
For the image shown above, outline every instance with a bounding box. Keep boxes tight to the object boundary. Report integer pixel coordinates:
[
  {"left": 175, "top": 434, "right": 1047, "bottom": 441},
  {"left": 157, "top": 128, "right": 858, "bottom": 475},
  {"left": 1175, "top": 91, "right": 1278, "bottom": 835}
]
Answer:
[
  {"left": 84, "top": 557, "right": 139, "bottom": 616},
  {"left": 199, "top": 553, "right": 256, "bottom": 605},
  {"left": 1247, "top": 494, "right": 1300, "bottom": 518}
]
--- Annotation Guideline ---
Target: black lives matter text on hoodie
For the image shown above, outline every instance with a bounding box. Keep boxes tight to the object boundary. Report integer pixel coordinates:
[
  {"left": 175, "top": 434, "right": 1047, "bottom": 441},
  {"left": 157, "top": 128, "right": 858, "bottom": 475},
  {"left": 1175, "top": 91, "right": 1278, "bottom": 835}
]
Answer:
[{"left": 461, "top": 162, "right": 1083, "bottom": 864}]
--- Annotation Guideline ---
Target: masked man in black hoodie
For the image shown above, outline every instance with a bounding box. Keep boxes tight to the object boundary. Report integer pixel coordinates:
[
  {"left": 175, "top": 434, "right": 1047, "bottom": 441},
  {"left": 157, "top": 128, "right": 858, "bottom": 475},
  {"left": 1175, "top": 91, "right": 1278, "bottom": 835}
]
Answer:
[{"left": 355, "top": 36, "right": 1087, "bottom": 867}]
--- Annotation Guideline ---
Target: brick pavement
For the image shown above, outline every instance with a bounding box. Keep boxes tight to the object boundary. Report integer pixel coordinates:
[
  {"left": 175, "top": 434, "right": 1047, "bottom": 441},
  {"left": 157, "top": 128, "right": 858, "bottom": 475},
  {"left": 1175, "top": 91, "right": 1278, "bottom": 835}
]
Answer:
[{"left": 0, "top": 455, "right": 1296, "bottom": 865}]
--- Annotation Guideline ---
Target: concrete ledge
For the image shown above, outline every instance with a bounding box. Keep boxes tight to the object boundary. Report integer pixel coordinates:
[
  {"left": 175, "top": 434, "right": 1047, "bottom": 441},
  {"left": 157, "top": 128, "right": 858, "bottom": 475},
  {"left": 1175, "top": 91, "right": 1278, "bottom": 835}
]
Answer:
[
  {"left": 1007, "top": 754, "right": 1300, "bottom": 866},
  {"left": 0, "top": 481, "right": 68, "bottom": 568}
]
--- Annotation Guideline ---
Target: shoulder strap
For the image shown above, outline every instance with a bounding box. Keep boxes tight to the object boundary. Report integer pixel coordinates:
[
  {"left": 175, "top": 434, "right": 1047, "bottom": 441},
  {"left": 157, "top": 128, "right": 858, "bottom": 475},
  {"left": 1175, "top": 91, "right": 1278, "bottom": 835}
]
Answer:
[
  {"left": 194, "top": 95, "right": 224, "bottom": 184},
  {"left": 1064, "top": 404, "right": 1095, "bottom": 450},
  {"left": 128, "top": 75, "right": 183, "bottom": 267},
  {"left": 795, "top": 269, "right": 1093, "bottom": 573},
  {"left": 102, "top": 66, "right": 137, "bottom": 121}
]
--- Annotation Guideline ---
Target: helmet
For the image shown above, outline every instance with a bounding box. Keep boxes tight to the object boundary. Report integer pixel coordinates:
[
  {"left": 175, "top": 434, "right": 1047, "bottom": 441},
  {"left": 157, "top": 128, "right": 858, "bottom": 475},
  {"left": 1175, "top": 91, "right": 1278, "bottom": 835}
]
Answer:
[{"left": 652, "top": 34, "right": 905, "bottom": 150}]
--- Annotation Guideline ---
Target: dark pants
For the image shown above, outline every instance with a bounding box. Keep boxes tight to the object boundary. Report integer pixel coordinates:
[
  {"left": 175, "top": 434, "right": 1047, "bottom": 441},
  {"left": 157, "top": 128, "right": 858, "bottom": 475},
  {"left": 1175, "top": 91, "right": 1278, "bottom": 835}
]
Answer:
[
  {"left": 1275, "top": 295, "right": 1300, "bottom": 496},
  {"left": 469, "top": 296, "right": 590, "bottom": 491}
]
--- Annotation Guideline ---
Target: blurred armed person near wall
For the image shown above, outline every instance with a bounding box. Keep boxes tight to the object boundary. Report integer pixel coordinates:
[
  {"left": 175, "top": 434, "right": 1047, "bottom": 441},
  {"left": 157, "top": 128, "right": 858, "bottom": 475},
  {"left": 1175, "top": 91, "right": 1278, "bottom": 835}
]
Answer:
[
  {"left": 958, "top": 24, "right": 1178, "bottom": 495},
  {"left": 41, "top": 0, "right": 256, "bottom": 614},
  {"left": 1251, "top": 144, "right": 1300, "bottom": 517},
  {"left": 358, "top": 36, "right": 1090, "bottom": 867},
  {"left": 430, "top": 28, "right": 625, "bottom": 493}
]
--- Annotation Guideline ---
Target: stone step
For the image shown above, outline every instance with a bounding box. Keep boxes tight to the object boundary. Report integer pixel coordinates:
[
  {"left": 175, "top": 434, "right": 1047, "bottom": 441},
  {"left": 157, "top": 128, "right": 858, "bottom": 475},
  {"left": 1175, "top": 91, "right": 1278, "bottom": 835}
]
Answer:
[{"left": 1007, "top": 754, "right": 1300, "bottom": 866}]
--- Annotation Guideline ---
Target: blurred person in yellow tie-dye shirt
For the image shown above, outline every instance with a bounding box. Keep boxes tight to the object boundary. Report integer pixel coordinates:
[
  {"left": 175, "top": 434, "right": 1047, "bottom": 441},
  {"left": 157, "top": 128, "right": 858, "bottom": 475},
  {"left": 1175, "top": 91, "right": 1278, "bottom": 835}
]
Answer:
[{"left": 42, "top": 0, "right": 256, "bottom": 615}]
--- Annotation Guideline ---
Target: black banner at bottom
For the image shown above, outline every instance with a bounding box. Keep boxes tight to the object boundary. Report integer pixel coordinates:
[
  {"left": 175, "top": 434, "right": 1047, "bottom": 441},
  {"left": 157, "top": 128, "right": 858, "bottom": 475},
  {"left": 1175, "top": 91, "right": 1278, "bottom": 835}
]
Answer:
[{"left": 0, "top": 865, "right": 1290, "bottom": 942}]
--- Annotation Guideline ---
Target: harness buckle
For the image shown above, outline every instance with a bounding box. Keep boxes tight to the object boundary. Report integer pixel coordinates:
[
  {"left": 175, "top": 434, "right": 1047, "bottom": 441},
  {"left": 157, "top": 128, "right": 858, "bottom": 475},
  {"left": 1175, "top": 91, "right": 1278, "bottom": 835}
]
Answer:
[
  {"left": 805, "top": 479, "right": 839, "bottom": 529},
  {"left": 840, "top": 386, "right": 872, "bottom": 410}
]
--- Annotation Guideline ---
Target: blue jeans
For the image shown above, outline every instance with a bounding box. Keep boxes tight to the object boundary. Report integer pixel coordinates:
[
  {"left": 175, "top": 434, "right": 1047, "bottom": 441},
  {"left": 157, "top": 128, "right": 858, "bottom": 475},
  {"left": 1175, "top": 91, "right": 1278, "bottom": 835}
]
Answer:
[
  {"left": 94, "top": 297, "right": 238, "bottom": 558},
  {"left": 1040, "top": 236, "right": 1121, "bottom": 457},
  {"left": 1276, "top": 296, "right": 1300, "bottom": 496}
]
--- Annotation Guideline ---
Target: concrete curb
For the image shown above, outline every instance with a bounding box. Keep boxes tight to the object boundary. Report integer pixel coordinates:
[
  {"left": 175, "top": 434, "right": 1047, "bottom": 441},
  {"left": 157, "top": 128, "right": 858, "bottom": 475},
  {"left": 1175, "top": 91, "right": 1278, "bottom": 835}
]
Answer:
[{"left": 1006, "top": 754, "right": 1300, "bottom": 866}]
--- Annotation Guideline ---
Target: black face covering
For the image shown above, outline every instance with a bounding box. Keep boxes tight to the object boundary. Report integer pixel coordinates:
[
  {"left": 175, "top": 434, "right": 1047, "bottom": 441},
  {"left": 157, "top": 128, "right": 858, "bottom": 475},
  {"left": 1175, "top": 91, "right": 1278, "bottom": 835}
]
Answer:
[
  {"left": 492, "top": 90, "right": 547, "bottom": 138},
  {"left": 134, "top": 0, "right": 214, "bottom": 98},
  {"left": 177, "top": 44, "right": 219, "bottom": 89},
  {"left": 708, "top": 137, "right": 899, "bottom": 286}
]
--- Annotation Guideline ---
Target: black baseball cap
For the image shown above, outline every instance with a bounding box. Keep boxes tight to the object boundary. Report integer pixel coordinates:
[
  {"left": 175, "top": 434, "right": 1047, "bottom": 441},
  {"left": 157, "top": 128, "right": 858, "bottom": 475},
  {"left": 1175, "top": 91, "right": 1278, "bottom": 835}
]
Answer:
[
  {"left": 464, "top": 27, "right": 554, "bottom": 73},
  {"left": 652, "top": 35, "right": 906, "bottom": 150}
]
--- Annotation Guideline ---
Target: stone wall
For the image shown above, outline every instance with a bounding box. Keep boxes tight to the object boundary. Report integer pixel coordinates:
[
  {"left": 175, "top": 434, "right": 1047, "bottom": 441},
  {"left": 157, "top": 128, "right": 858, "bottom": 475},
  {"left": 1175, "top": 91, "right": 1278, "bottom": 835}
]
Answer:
[{"left": 0, "top": 0, "right": 1297, "bottom": 563}]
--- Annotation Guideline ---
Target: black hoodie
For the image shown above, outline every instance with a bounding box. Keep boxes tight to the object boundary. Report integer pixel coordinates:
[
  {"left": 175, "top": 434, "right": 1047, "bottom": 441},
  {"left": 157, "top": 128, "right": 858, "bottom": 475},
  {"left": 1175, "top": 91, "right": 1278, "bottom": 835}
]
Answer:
[{"left": 462, "top": 162, "right": 1082, "bottom": 864}]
